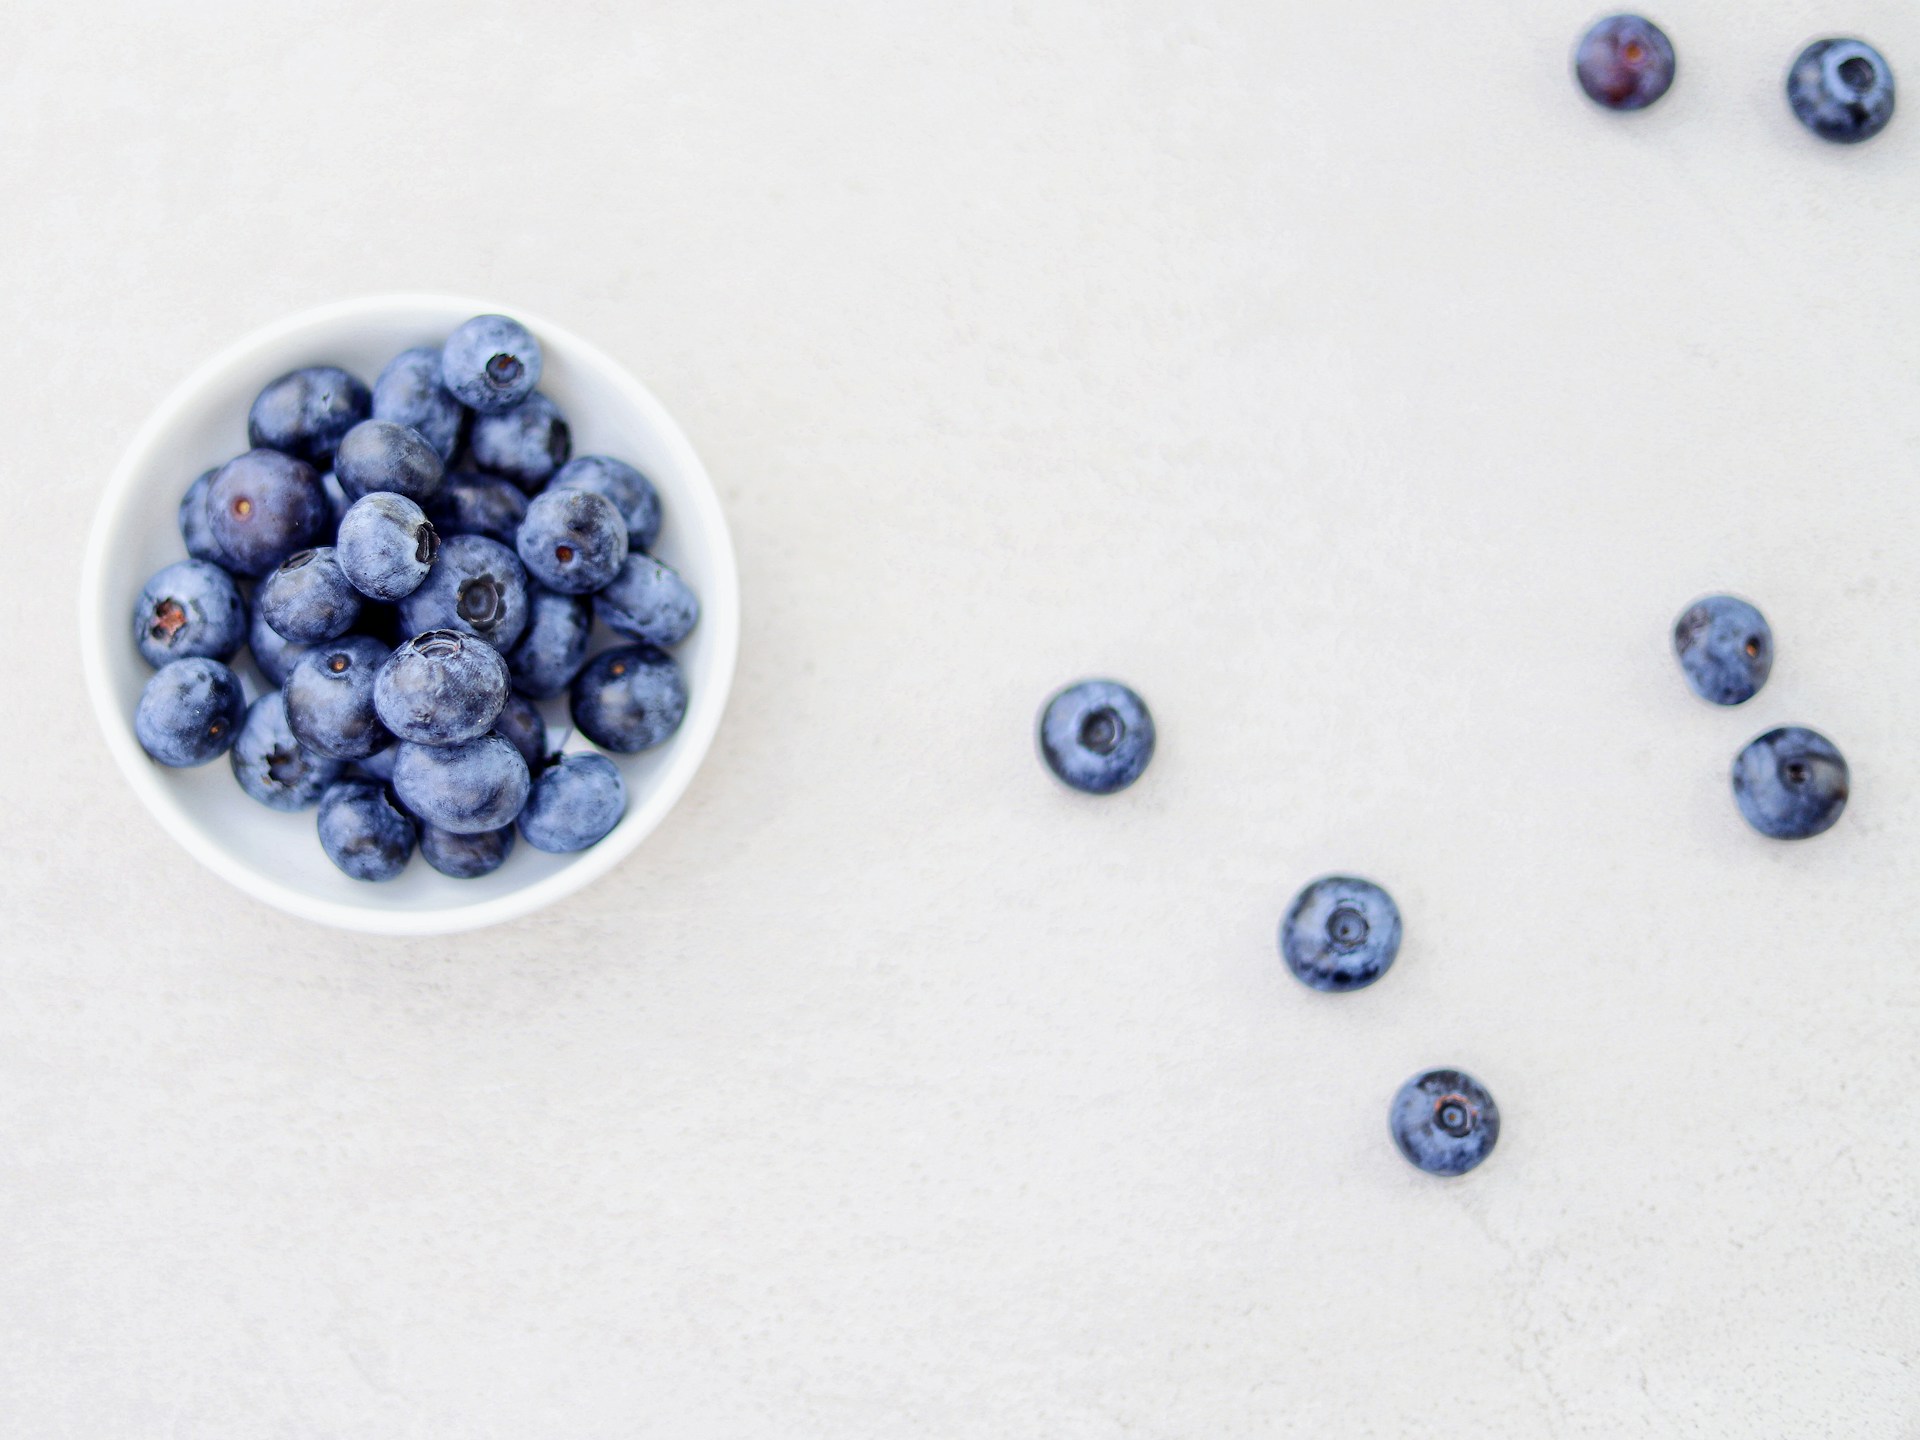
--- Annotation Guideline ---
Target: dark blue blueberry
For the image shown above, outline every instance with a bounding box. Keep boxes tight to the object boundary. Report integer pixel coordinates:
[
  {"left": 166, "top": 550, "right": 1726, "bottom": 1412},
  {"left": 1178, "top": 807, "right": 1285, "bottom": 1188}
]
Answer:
[
  {"left": 359, "top": 741, "right": 399, "bottom": 782},
  {"left": 515, "top": 486, "right": 625, "bottom": 594},
  {"left": 1732, "top": 726, "right": 1849, "bottom": 839},
  {"left": 334, "top": 418, "right": 446, "bottom": 504},
  {"left": 1673, "top": 595, "right": 1772, "bottom": 706},
  {"left": 133, "top": 560, "right": 245, "bottom": 668},
  {"left": 258, "top": 547, "right": 361, "bottom": 643},
  {"left": 1280, "top": 876, "right": 1402, "bottom": 992},
  {"left": 398, "top": 534, "right": 530, "bottom": 652},
  {"left": 593, "top": 553, "right": 698, "bottom": 648},
  {"left": 1574, "top": 15, "right": 1676, "bottom": 111},
  {"left": 392, "top": 733, "right": 530, "bottom": 834},
  {"left": 470, "top": 392, "right": 571, "bottom": 492},
  {"left": 372, "top": 629, "right": 510, "bottom": 746},
  {"left": 570, "top": 643, "right": 689, "bottom": 753},
  {"left": 134, "top": 657, "right": 245, "bottom": 767},
  {"left": 549, "top": 455, "right": 662, "bottom": 550},
  {"left": 426, "top": 470, "right": 528, "bottom": 546},
  {"left": 207, "top": 448, "right": 330, "bottom": 577},
  {"left": 337, "top": 492, "right": 440, "bottom": 602},
  {"left": 247, "top": 365, "right": 370, "bottom": 467},
  {"left": 230, "top": 691, "right": 344, "bottom": 811},
  {"left": 316, "top": 779, "right": 416, "bottom": 882},
  {"left": 507, "top": 584, "right": 592, "bottom": 698},
  {"left": 1788, "top": 39, "right": 1895, "bottom": 144},
  {"left": 371, "top": 345, "right": 466, "bottom": 461},
  {"left": 177, "top": 467, "right": 230, "bottom": 565},
  {"left": 420, "top": 822, "right": 516, "bottom": 878},
  {"left": 441, "top": 314, "right": 541, "bottom": 415},
  {"left": 249, "top": 589, "right": 311, "bottom": 688},
  {"left": 518, "top": 752, "right": 626, "bottom": 853},
  {"left": 284, "top": 635, "right": 392, "bottom": 761},
  {"left": 1390, "top": 1069, "right": 1500, "bottom": 1177},
  {"left": 494, "top": 691, "right": 548, "bottom": 771},
  {"left": 1037, "top": 680, "right": 1154, "bottom": 795}
]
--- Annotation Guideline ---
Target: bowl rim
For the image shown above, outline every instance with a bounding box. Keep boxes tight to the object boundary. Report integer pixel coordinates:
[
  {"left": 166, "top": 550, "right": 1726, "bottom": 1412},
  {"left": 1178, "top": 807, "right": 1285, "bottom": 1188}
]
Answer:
[{"left": 79, "top": 292, "right": 740, "bottom": 936}]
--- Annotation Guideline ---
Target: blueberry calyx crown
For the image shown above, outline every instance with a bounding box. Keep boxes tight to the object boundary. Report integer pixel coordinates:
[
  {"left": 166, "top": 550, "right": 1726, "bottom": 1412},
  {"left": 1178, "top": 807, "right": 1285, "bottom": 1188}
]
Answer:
[
  {"left": 1326, "top": 904, "right": 1370, "bottom": 951},
  {"left": 485, "top": 353, "right": 522, "bottom": 386},
  {"left": 457, "top": 577, "right": 503, "bottom": 626},
  {"left": 1433, "top": 1094, "right": 1475, "bottom": 1138},
  {"left": 281, "top": 549, "right": 317, "bottom": 572},
  {"left": 414, "top": 523, "right": 440, "bottom": 566},
  {"left": 411, "top": 630, "right": 465, "bottom": 660},
  {"left": 1078, "top": 707, "right": 1122, "bottom": 755},
  {"left": 149, "top": 599, "right": 186, "bottom": 642}
]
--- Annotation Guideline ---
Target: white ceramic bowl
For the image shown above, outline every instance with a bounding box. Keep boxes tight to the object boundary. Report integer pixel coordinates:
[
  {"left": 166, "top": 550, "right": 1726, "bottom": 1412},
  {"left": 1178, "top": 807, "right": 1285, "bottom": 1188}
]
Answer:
[{"left": 80, "top": 295, "right": 739, "bottom": 935}]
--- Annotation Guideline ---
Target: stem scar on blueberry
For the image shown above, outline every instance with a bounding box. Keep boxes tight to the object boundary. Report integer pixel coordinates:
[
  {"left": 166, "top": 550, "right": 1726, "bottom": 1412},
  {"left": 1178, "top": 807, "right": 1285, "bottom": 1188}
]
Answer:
[
  {"left": 1745, "top": 637, "right": 1761, "bottom": 657},
  {"left": 486, "top": 353, "right": 522, "bottom": 386},
  {"left": 1078, "top": 707, "right": 1122, "bottom": 755},
  {"left": 328, "top": 654, "right": 350, "bottom": 674},
  {"left": 609, "top": 660, "right": 627, "bottom": 677},
  {"left": 1783, "top": 760, "right": 1810, "bottom": 785},
  {"left": 149, "top": 599, "right": 186, "bottom": 641},
  {"left": 1434, "top": 1095, "right": 1473, "bottom": 1137},
  {"left": 555, "top": 544, "right": 574, "bottom": 563},
  {"left": 233, "top": 497, "right": 252, "bottom": 518},
  {"left": 1326, "top": 905, "right": 1369, "bottom": 950}
]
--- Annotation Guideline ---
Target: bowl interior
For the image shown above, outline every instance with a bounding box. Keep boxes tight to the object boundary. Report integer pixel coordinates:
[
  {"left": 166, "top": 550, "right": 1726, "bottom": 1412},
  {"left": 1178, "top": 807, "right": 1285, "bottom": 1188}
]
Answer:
[{"left": 82, "top": 296, "right": 738, "bottom": 935}]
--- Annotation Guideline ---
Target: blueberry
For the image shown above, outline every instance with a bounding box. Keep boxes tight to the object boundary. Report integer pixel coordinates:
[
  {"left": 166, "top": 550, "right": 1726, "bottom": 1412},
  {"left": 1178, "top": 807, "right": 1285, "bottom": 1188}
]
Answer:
[
  {"left": 337, "top": 492, "right": 440, "bottom": 602},
  {"left": 1390, "top": 1069, "right": 1500, "bottom": 1177},
  {"left": 133, "top": 559, "right": 245, "bottom": 668},
  {"left": 134, "top": 657, "right": 245, "bottom": 767},
  {"left": 247, "top": 365, "right": 370, "bottom": 467},
  {"left": 441, "top": 314, "right": 541, "bottom": 415},
  {"left": 1788, "top": 38, "right": 1895, "bottom": 144},
  {"left": 1574, "top": 15, "right": 1676, "bottom": 111},
  {"left": 427, "top": 470, "right": 528, "bottom": 546},
  {"left": 316, "top": 779, "right": 415, "bottom": 882},
  {"left": 334, "top": 418, "right": 446, "bottom": 504},
  {"left": 392, "top": 733, "right": 531, "bottom": 834},
  {"left": 257, "top": 547, "right": 361, "bottom": 643},
  {"left": 593, "top": 553, "right": 699, "bottom": 648},
  {"left": 570, "top": 643, "right": 689, "bottom": 753},
  {"left": 371, "top": 345, "right": 466, "bottom": 462},
  {"left": 207, "top": 448, "right": 330, "bottom": 577},
  {"left": 519, "top": 752, "right": 626, "bottom": 853},
  {"left": 507, "top": 584, "right": 593, "bottom": 698},
  {"left": 177, "top": 467, "right": 230, "bottom": 565},
  {"left": 549, "top": 455, "right": 663, "bottom": 550},
  {"left": 372, "top": 629, "right": 510, "bottom": 746},
  {"left": 494, "top": 691, "right": 548, "bottom": 771},
  {"left": 1732, "top": 726, "right": 1849, "bottom": 840},
  {"left": 470, "top": 392, "right": 571, "bottom": 492},
  {"left": 359, "top": 741, "right": 399, "bottom": 782},
  {"left": 230, "top": 691, "right": 344, "bottom": 810},
  {"left": 284, "top": 635, "right": 392, "bottom": 761},
  {"left": 1673, "top": 595, "right": 1772, "bottom": 706},
  {"left": 1280, "top": 876, "right": 1402, "bottom": 992},
  {"left": 1037, "top": 680, "right": 1155, "bottom": 795},
  {"left": 515, "top": 486, "right": 626, "bottom": 594},
  {"left": 248, "top": 589, "right": 311, "bottom": 688},
  {"left": 398, "top": 534, "right": 530, "bottom": 652},
  {"left": 420, "top": 822, "right": 516, "bottom": 878}
]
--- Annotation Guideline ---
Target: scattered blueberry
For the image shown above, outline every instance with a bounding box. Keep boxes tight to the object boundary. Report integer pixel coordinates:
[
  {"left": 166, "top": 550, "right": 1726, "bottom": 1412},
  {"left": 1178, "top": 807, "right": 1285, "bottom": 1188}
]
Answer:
[
  {"left": 593, "top": 553, "right": 699, "bottom": 649},
  {"left": 392, "top": 733, "right": 531, "bottom": 834},
  {"left": 519, "top": 752, "right": 626, "bottom": 853},
  {"left": 1280, "top": 876, "right": 1403, "bottom": 992},
  {"left": 1673, "top": 595, "right": 1772, "bottom": 706},
  {"left": 247, "top": 365, "right": 370, "bottom": 467},
  {"left": 207, "top": 448, "right": 330, "bottom": 576},
  {"left": 1390, "top": 1069, "right": 1500, "bottom": 1177},
  {"left": 470, "top": 392, "right": 571, "bottom": 492},
  {"left": 398, "top": 533, "right": 530, "bottom": 652},
  {"left": 549, "top": 455, "right": 662, "bottom": 550},
  {"left": 1788, "top": 38, "right": 1896, "bottom": 144},
  {"left": 177, "top": 467, "right": 229, "bottom": 565},
  {"left": 441, "top": 314, "right": 541, "bottom": 415},
  {"left": 494, "top": 692, "right": 548, "bottom": 772},
  {"left": 133, "top": 559, "right": 245, "bottom": 668},
  {"left": 1037, "top": 680, "right": 1155, "bottom": 795},
  {"left": 420, "top": 823, "right": 516, "bottom": 879},
  {"left": 249, "top": 589, "right": 311, "bottom": 688},
  {"left": 337, "top": 491, "right": 440, "bottom": 602},
  {"left": 507, "top": 584, "right": 593, "bottom": 699},
  {"left": 230, "top": 691, "right": 345, "bottom": 811},
  {"left": 333, "top": 418, "right": 446, "bottom": 505},
  {"left": 426, "top": 470, "right": 528, "bottom": 546},
  {"left": 372, "top": 629, "right": 510, "bottom": 746},
  {"left": 285, "top": 635, "right": 393, "bottom": 761},
  {"left": 570, "top": 643, "right": 689, "bottom": 753},
  {"left": 1574, "top": 15, "right": 1676, "bottom": 111},
  {"left": 258, "top": 547, "right": 361, "bottom": 643},
  {"left": 371, "top": 345, "right": 466, "bottom": 461},
  {"left": 134, "top": 658, "right": 246, "bottom": 767},
  {"left": 516, "top": 486, "right": 626, "bottom": 594},
  {"left": 316, "top": 779, "right": 416, "bottom": 882},
  {"left": 1732, "top": 726, "right": 1849, "bottom": 839}
]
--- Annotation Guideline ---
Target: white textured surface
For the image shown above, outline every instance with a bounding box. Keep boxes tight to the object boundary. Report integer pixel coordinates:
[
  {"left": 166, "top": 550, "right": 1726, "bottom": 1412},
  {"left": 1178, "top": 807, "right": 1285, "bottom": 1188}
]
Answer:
[{"left": 2, "top": 1, "right": 1917, "bottom": 1435}]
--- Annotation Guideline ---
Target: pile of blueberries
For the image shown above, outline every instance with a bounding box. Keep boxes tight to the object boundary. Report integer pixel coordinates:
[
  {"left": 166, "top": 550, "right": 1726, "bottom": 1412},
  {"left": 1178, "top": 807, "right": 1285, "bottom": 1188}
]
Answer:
[
  {"left": 1034, "top": 594, "right": 1845, "bottom": 1178},
  {"left": 131, "top": 313, "right": 700, "bottom": 882}
]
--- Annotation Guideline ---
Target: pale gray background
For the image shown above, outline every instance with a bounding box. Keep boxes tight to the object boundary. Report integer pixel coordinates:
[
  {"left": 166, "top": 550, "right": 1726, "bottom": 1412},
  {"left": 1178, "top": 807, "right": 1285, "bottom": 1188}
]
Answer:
[{"left": 2, "top": 1, "right": 1916, "bottom": 1435}]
